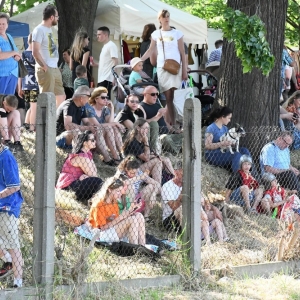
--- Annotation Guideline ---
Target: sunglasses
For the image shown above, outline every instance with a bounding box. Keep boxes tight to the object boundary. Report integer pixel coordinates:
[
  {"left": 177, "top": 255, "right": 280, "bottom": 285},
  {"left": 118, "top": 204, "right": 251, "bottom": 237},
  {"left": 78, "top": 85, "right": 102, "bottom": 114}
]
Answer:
[
  {"left": 129, "top": 100, "right": 139, "bottom": 104},
  {"left": 79, "top": 94, "right": 91, "bottom": 97},
  {"left": 98, "top": 96, "right": 109, "bottom": 100},
  {"left": 146, "top": 92, "right": 159, "bottom": 97},
  {"left": 109, "top": 178, "right": 123, "bottom": 189}
]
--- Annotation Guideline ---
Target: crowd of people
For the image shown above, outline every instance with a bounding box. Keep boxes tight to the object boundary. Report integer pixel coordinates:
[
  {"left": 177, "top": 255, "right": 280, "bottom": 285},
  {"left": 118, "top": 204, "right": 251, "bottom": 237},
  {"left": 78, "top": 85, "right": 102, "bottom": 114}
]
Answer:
[{"left": 1, "top": 2, "right": 300, "bottom": 290}]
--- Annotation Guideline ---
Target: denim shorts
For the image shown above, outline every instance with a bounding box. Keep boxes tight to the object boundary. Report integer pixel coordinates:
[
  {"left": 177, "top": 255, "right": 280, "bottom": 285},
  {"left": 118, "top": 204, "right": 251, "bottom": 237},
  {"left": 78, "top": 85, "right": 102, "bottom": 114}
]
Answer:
[
  {"left": 230, "top": 187, "right": 255, "bottom": 207},
  {"left": 56, "top": 135, "right": 72, "bottom": 149}
]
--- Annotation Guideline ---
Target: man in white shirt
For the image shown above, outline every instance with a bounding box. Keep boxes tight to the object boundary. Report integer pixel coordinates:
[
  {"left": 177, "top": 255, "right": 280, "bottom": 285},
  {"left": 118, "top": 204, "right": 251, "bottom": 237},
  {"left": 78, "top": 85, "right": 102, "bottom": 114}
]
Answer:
[
  {"left": 161, "top": 160, "right": 183, "bottom": 233},
  {"left": 91, "top": 26, "right": 118, "bottom": 99},
  {"left": 32, "top": 4, "right": 65, "bottom": 107}
]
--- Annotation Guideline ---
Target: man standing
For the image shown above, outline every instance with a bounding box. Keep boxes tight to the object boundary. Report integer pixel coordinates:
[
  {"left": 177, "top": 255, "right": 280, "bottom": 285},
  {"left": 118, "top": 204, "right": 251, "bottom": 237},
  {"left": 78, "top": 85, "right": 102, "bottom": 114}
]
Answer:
[
  {"left": 91, "top": 26, "right": 118, "bottom": 98},
  {"left": 32, "top": 4, "right": 65, "bottom": 107},
  {"left": 260, "top": 131, "right": 300, "bottom": 193},
  {"left": 207, "top": 39, "right": 223, "bottom": 65}
]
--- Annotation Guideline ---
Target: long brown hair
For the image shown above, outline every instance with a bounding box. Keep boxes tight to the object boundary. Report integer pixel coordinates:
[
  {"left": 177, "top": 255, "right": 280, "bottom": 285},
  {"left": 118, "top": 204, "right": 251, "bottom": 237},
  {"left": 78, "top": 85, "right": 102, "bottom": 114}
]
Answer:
[
  {"left": 71, "top": 29, "right": 89, "bottom": 62},
  {"left": 141, "top": 23, "right": 156, "bottom": 41},
  {"left": 122, "top": 118, "right": 147, "bottom": 152}
]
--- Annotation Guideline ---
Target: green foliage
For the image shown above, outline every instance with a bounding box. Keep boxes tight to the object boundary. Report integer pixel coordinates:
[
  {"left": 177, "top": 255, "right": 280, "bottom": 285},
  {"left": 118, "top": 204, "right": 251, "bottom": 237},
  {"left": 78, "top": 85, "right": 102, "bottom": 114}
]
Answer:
[
  {"left": 1, "top": 0, "right": 48, "bottom": 15},
  {"left": 222, "top": 8, "right": 275, "bottom": 75},
  {"left": 286, "top": 0, "right": 300, "bottom": 47}
]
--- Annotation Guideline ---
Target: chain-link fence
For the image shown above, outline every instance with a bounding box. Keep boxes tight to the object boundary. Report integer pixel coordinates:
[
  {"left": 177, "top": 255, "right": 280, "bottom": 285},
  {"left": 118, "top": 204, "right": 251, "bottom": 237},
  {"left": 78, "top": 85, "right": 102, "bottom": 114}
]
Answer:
[{"left": 3, "top": 95, "right": 300, "bottom": 296}]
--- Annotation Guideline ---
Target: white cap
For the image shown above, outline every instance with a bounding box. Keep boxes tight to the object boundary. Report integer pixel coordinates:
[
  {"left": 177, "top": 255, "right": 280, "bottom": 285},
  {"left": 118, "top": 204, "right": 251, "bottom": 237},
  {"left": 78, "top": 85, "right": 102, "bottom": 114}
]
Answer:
[{"left": 130, "top": 57, "right": 143, "bottom": 69}]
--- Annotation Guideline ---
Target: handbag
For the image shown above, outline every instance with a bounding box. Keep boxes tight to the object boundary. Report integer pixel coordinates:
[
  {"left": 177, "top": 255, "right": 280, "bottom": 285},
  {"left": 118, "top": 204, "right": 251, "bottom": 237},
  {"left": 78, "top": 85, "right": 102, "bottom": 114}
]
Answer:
[
  {"left": 6, "top": 34, "right": 28, "bottom": 78},
  {"left": 160, "top": 31, "right": 180, "bottom": 75}
]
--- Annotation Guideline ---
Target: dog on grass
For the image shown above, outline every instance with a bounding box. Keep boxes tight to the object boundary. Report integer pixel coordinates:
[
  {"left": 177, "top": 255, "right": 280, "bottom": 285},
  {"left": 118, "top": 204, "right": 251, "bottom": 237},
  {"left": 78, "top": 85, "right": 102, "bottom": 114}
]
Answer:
[{"left": 220, "top": 123, "right": 246, "bottom": 154}]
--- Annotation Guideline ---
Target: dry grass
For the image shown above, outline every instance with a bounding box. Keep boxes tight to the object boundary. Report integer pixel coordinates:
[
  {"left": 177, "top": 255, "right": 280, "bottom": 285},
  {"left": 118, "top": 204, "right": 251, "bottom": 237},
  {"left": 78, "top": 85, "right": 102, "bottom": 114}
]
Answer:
[{"left": 8, "top": 130, "right": 300, "bottom": 289}]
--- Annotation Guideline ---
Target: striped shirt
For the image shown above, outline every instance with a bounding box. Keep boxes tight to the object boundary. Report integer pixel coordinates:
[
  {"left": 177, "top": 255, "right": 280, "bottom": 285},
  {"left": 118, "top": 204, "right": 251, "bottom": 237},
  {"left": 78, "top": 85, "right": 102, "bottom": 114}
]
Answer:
[{"left": 206, "top": 47, "right": 222, "bottom": 65}]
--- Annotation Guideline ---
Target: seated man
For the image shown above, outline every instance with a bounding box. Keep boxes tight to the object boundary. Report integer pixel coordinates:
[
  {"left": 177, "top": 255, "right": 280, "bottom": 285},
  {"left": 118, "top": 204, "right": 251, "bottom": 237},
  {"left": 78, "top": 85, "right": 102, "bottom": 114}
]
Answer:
[
  {"left": 260, "top": 131, "right": 300, "bottom": 194},
  {"left": 56, "top": 86, "right": 115, "bottom": 165},
  {"left": 139, "top": 85, "right": 183, "bottom": 154},
  {"left": 161, "top": 160, "right": 183, "bottom": 233}
]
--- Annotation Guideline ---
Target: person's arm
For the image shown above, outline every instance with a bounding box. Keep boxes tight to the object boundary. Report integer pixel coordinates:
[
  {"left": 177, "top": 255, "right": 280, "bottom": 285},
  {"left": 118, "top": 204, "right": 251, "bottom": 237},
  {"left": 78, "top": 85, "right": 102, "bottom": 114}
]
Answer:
[
  {"left": 0, "top": 48, "right": 20, "bottom": 60},
  {"left": 224, "top": 189, "right": 232, "bottom": 203},
  {"left": 178, "top": 37, "right": 187, "bottom": 80},
  {"left": 17, "top": 78, "right": 24, "bottom": 98},
  {"left": 70, "top": 155, "right": 98, "bottom": 177},
  {"left": 82, "top": 51, "right": 90, "bottom": 67},
  {"left": 141, "top": 106, "right": 166, "bottom": 123},
  {"left": 289, "top": 165, "right": 299, "bottom": 175},
  {"left": 167, "top": 193, "right": 182, "bottom": 212},
  {"left": 105, "top": 104, "right": 114, "bottom": 123},
  {"left": 204, "top": 132, "right": 232, "bottom": 150},
  {"left": 137, "top": 134, "right": 151, "bottom": 162},
  {"left": 32, "top": 41, "right": 47, "bottom": 72},
  {"left": 211, "top": 205, "right": 223, "bottom": 222},
  {"left": 70, "top": 58, "right": 74, "bottom": 71},
  {"left": 64, "top": 115, "right": 94, "bottom": 132},
  {"left": 0, "top": 186, "right": 20, "bottom": 198},
  {"left": 112, "top": 57, "right": 118, "bottom": 66},
  {"left": 141, "top": 38, "right": 156, "bottom": 62},
  {"left": 121, "top": 119, "right": 134, "bottom": 130},
  {"left": 264, "top": 165, "right": 289, "bottom": 175}
]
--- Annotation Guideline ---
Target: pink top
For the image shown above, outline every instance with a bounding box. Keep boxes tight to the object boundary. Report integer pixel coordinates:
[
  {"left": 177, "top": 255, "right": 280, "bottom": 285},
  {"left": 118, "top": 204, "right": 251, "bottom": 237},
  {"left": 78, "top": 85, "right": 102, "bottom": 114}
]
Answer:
[{"left": 56, "top": 151, "right": 93, "bottom": 189}]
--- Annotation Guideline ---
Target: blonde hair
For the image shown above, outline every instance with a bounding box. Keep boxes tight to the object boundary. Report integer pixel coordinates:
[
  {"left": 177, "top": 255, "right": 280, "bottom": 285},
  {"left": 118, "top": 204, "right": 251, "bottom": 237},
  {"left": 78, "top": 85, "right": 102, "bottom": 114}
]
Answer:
[
  {"left": 157, "top": 9, "right": 170, "bottom": 21},
  {"left": 89, "top": 86, "right": 108, "bottom": 105},
  {"left": 71, "top": 29, "right": 89, "bottom": 63}
]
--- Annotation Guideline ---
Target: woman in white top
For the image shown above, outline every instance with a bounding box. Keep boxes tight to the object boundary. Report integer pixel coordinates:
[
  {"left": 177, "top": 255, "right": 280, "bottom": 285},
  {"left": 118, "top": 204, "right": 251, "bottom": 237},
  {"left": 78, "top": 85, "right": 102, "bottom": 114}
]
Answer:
[{"left": 140, "top": 9, "right": 187, "bottom": 127}]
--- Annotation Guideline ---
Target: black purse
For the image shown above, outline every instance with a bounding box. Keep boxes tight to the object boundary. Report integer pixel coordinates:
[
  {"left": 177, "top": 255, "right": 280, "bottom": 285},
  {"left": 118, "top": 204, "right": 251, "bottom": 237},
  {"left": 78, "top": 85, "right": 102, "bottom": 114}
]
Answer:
[{"left": 6, "top": 34, "right": 28, "bottom": 78}]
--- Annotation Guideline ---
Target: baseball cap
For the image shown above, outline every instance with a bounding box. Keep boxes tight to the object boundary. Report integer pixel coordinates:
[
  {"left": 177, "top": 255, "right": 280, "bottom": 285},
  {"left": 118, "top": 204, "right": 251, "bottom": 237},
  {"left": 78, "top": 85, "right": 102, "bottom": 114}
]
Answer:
[{"left": 130, "top": 57, "right": 143, "bottom": 69}]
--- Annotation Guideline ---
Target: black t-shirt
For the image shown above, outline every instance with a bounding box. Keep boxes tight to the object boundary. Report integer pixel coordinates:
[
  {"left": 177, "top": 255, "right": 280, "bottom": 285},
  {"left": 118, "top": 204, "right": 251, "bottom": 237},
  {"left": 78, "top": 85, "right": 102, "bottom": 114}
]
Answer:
[
  {"left": 124, "top": 138, "right": 145, "bottom": 159},
  {"left": 140, "top": 40, "right": 154, "bottom": 78},
  {"left": 225, "top": 172, "right": 243, "bottom": 190},
  {"left": 71, "top": 47, "right": 91, "bottom": 83},
  {"left": 116, "top": 105, "right": 144, "bottom": 124},
  {"left": 140, "top": 101, "right": 168, "bottom": 134},
  {"left": 56, "top": 99, "right": 87, "bottom": 136}
]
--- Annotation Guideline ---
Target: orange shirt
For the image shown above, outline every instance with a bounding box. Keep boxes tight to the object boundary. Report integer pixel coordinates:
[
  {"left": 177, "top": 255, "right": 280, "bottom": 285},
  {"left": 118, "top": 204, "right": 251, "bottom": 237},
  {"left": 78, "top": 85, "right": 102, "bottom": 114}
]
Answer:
[{"left": 89, "top": 202, "right": 119, "bottom": 228}]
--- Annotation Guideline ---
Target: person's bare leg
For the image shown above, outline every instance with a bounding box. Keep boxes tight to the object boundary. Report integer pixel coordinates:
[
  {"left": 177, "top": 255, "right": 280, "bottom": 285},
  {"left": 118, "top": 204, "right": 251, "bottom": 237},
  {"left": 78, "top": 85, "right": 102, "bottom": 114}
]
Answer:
[
  {"left": 260, "top": 199, "right": 271, "bottom": 214},
  {"left": 201, "top": 220, "right": 211, "bottom": 245},
  {"left": 174, "top": 205, "right": 182, "bottom": 226},
  {"left": 17, "top": 108, "right": 25, "bottom": 125},
  {"left": 141, "top": 183, "right": 161, "bottom": 218},
  {"left": 211, "top": 219, "right": 224, "bottom": 241},
  {"left": 29, "top": 103, "right": 37, "bottom": 131},
  {"left": 240, "top": 185, "right": 251, "bottom": 210},
  {"left": 161, "top": 157, "right": 175, "bottom": 175},
  {"left": 56, "top": 94, "right": 66, "bottom": 108},
  {"left": 164, "top": 88, "right": 176, "bottom": 126},
  {"left": 132, "top": 213, "right": 145, "bottom": 245},
  {"left": 112, "top": 126, "right": 123, "bottom": 153},
  {"left": 115, "top": 217, "right": 140, "bottom": 244},
  {"left": 95, "top": 128, "right": 111, "bottom": 162},
  {"left": 7, "top": 110, "right": 21, "bottom": 142},
  {"left": 252, "top": 188, "right": 263, "bottom": 210},
  {"left": 25, "top": 108, "right": 31, "bottom": 125},
  {"left": 140, "top": 159, "right": 162, "bottom": 184},
  {"left": 8, "top": 249, "right": 23, "bottom": 280},
  {"left": 0, "top": 117, "right": 10, "bottom": 141},
  {"left": 103, "top": 127, "right": 120, "bottom": 160}
]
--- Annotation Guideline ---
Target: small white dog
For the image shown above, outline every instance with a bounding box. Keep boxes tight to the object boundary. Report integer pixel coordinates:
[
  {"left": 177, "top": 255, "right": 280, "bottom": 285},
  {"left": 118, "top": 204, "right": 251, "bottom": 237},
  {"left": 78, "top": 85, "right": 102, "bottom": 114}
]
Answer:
[{"left": 220, "top": 124, "right": 246, "bottom": 154}]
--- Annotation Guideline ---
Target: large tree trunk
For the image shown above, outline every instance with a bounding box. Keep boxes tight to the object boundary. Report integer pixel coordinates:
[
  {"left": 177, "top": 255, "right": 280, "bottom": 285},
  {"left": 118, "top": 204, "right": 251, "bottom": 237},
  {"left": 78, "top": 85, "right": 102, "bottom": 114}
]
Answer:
[
  {"left": 218, "top": 0, "right": 288, "bottom": 157},
  {"left": 55, "top": 0, "right": 99, "bottom": 62}
]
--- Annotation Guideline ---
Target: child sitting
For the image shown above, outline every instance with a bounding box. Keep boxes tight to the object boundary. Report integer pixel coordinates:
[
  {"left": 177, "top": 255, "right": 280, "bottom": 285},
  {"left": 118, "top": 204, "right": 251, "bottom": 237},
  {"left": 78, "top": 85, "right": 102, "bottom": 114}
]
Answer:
[
  {"left": 129, "top": 57, "right": 145, "bottom": 95},
  {"left": 225, "top": 155, "right": 263, "bottom": 213},
  {"left": 74, "top": 65, "right": 89, "bottom": 91},
  {"left": 202, "top": 196, "right": 229, "bottom": 243},
  {"left": 260, "top": 172, "right": 296, "bottom": 217}
]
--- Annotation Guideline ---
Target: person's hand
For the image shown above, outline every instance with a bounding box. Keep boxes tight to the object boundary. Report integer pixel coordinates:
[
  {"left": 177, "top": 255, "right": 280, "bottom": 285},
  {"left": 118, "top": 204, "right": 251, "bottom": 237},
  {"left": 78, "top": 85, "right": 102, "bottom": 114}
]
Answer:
[
  {"left": 290, "top": 166, "right": 299, "bottom": 176},
  {"left": 156, "top": 108, "right": 166, "bottom": 118},
  {"left": 42, "top": 65, "right": 48, "bottom": 72},
  {"left": 182, "top": 69, "right": 188, "bottom": 81},
  {"left": 79, "top": 174, "right": 89, "bottom": 181},
  {"left": 221, "top": 140, "right": 233, "bottom": 147},
  {"left": 106, "top": 214, "right": 116, "bottom": 222},
  {"left": 141, "top": 170, "right": 150, "bottom": 180},
  {"left": 113, "top": 122, "right": 126, "bottom": 133},
  {"left": 106, "top": 100, "right": 114, "bottom": 110},
  {"left": 18, "top": 89, "right": 24, "bottom": 99}
]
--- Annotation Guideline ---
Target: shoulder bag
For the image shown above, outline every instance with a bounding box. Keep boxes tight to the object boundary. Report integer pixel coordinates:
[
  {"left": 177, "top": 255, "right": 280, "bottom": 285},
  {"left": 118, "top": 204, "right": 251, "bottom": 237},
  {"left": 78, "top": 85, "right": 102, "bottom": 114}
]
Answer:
[
  {"left": 7, "top": 34, "right": 28, "bottom": 78},
  {"left": 160, "top": 30, "right": 180, "bottom": 75}
]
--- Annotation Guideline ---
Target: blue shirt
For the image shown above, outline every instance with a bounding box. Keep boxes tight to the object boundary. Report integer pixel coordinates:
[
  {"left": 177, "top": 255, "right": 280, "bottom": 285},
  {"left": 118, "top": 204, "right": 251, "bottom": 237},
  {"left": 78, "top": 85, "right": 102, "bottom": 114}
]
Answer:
[
  {"left": 207, "top": 47, "right": 222, "bottom": 65},
  {"left": 205, "top": 122, "right": 228, "bottom": 155},
  {"left": 0, "top": 34, "right": 18, "bottom": 78},
  {"left": 260, "top": 142, "right": 290, "bottom": 174},
  {"left": 0, "top": 147, "right": 24, "bottom": 218},
  {"left": 85, "top": 104, "right": 110, "bottom": 124},
  {"left": 129, "top": 71, "right": 142, "bottom": 86}
]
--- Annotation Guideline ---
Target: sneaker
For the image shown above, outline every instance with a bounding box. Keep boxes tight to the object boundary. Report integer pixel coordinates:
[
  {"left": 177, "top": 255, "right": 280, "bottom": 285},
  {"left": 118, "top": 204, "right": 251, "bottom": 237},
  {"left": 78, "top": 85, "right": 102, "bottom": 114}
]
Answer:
[
  {"left": 10, "top": 142, "right": 24, "bottom": 152},
  {"left": 0, "top": 262, "right": 13, "bottom": 278}
]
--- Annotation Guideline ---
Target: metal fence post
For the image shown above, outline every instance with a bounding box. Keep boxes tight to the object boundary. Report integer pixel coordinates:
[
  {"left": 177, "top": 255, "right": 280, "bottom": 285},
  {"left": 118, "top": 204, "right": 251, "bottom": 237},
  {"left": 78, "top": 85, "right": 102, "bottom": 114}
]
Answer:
[
  {"left": 182, "top": 97, "right": 202, "bottom": 273},
  {"left": 33, "top": 93, "right": 56, "bottom": 298}
]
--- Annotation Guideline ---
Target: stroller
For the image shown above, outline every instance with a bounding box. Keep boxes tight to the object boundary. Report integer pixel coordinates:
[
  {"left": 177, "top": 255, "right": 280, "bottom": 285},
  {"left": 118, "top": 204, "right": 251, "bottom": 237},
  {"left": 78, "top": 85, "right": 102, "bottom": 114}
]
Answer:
[
  {"left": 112, "top": 65, "right": 161, "bottom": 103},
  {"left": 172, "top": 67, "right": 218, "bottom": 127}
]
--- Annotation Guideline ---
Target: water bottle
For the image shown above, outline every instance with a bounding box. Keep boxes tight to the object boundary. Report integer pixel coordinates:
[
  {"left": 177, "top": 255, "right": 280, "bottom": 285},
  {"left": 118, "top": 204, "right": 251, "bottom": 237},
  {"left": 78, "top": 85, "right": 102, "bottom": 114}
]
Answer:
[{"left": 272, "top": 207, "right": 278, "bottom": 219}]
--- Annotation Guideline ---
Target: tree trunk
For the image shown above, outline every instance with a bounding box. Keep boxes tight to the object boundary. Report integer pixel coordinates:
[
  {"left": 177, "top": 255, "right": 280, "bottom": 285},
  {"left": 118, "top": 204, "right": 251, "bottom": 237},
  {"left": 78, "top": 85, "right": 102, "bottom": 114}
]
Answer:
[
  {"left": 218, "top": 0, "right": 288, "bottom": 157},
  {"left": 54, "top": 0, "right": 99, "bottom": 62}
]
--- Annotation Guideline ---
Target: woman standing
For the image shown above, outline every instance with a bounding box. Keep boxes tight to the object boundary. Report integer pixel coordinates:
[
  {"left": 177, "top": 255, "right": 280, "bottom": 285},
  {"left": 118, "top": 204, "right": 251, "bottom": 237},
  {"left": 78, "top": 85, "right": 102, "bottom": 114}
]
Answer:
[
  {"left": 0, "top": 13, "right": 21, "bottom": 94},
  {"left": 56, "top": 130, "right": 103, "bottom": 204},
  {"left": 70, "top": 30, "right": 91, "bottom": 84},
  {"left": 140, "top": 23, "right": 157, "bottom": 79},
  {"left": 59, "top": 48, "right": 74, "bottom": 99},
  {"left": 89, "top": 177, "right": 145, "bottom": 245},
  {"left": 204, "top": 106, "right": 252, "bottom": 173},
  {"left": 140, "top": 9, "right": 187, "bottom": 126}
]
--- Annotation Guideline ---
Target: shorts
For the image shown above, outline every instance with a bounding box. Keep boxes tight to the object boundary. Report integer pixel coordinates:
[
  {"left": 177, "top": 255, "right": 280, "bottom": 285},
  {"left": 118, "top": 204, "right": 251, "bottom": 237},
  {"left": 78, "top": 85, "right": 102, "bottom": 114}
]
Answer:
[
  {"left": 0, "top": 213, "right": 20, "bottom": 249},
  {"left": 36, "top": 66, "right": 65, "bottom": 96},
  {"left": 230, "top": 187, "right": 255, "bottom": 207},
  {"left": 24, "top": 90, "right": 39, "bottom": 103},
  {"left": 99, "top": 227, "right": 119, "bottom": 243},
  {"left": 56, "top": 134, "right": 72, "bottom": 149}
]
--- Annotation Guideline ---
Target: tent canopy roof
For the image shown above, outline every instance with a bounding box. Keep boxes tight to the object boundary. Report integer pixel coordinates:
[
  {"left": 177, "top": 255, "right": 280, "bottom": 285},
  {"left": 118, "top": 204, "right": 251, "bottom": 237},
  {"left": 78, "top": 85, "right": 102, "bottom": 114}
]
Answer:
[{"left": 7, "top": 20, "right": 29, "bottom": 38}]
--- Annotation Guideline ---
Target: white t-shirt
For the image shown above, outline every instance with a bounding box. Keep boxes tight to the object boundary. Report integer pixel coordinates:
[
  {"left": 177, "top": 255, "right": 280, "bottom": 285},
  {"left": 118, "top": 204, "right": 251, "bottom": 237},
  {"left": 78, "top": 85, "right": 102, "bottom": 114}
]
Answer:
[
  {"left": 161, "top": 180, "right": 182, "bottom": 220},
  {"left": 98, "top": 41, "right": 118, "bottom": 83},
  {"left": 32, "top": 24, "right": 59, "bottom": 68},
  {"left": 151, "top": 29, "right": 183, "bottom": 68}
]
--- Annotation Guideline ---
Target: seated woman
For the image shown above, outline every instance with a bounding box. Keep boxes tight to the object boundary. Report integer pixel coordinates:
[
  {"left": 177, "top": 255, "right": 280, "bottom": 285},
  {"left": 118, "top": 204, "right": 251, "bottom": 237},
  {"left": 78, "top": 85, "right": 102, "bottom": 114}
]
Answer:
[
  {"left": 225, "top": 155, "right": 263, "bottom": 213},
  {"left": 204, "top": 106, "right": 253, "bottom": 173},
  {"left": 0, "top": 94, "right": 23, "bottom": 151},
  {"left": 56, "top": 130, "right": 103, "bottom": 204},
  {"left": 89, "top": 177, "right": 145, "bottom": 245},
  {"left": 116, "top": 156, "right": 161, "bottom": 220},
  {"left": 85, "top": 87, "right": 125, "bottom": 162},
  {"left": 114, "top": 93, "right": 145, "bottom": 130},
  {"left": 122, "top": 118, "right": 175, "bottom": 184}
]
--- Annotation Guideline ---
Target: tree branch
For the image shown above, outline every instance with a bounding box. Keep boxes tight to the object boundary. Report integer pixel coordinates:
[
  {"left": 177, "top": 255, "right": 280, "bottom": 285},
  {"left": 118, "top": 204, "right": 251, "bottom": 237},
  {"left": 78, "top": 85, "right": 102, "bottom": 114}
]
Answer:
[
  {"left": 0, "top": 0, "right": 6, "bottom": 11},
  {"left": 286, "top": 16, "right": 300, "bottom": 30}
]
